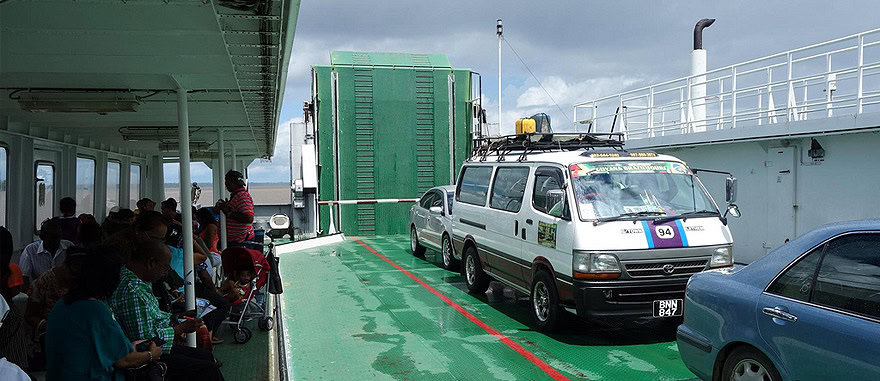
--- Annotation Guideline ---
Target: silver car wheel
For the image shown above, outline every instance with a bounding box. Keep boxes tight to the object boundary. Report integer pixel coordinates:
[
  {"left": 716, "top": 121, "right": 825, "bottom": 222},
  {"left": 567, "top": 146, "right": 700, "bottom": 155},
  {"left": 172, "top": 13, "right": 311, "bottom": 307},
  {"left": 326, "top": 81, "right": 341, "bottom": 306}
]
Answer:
[
  {"left": 731, "top": 359, "right": 772, "bottom": 381},
  {"left": 533, "top": 281, "right": 549, "bottom": 322},
  {"left": 442, "top": 238, "right": 452, "bottom": 267},
  {"left": 465, "top": 254, "right": 476, "bottom": 285},
  {"left": 410, "top": 228, "right": 418, "bottom": 252}
]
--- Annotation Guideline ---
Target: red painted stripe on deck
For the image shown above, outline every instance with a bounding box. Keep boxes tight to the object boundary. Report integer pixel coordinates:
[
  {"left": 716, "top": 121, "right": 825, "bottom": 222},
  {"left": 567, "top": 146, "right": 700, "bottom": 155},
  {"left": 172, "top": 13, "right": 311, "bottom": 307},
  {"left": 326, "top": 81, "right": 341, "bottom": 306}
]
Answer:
[{"left": 352, "top": 237, "right": 570, "bottom": 381}]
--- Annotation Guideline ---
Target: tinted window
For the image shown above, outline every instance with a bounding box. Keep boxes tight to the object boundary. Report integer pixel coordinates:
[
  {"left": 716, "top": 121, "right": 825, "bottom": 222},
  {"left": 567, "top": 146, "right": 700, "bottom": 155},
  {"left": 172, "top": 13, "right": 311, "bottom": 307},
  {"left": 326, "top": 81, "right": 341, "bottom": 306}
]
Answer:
[
  {"left": 447, "top": 192, "right": 454, "bottom": 215},
  {"left": 812, "top": 234, "right": 880, "bottom": 320},
  {"left": 106, "top": 161, "right": 121, "bottom": 210},
  {"left": 489, "top": 167, "right": 529, "bottom": 212},
  {"left": 0, "top": 146, "right": 6, "bottom": 225},
  {"left": 767, "top": 247, "right": 823, "bottom": 302},
  {"left": 430, "top": 191, "right": 444, "bottom": 208},
  {"left": 419, "top": 191, "right": 437, "bottom": 209},
  {"left": 533, "top": 168, "right": 564, "bottom": 216},
  {"left": 76, "top": 157, "right": 96, "bottom": 215},
  {"left": 457, "top": 166, "right": 493, "bottom": 205}
]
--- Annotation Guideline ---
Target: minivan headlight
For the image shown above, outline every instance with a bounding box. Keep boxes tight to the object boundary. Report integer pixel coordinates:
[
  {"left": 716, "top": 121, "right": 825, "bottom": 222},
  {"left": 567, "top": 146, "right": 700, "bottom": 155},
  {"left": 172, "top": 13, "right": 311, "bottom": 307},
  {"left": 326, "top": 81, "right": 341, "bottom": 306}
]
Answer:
[
  {"left": 573, "top": 252, "right": 621, "bottom": 278},
  {"left": 709, "top": 246, "right": 733, "bottom": 268}
]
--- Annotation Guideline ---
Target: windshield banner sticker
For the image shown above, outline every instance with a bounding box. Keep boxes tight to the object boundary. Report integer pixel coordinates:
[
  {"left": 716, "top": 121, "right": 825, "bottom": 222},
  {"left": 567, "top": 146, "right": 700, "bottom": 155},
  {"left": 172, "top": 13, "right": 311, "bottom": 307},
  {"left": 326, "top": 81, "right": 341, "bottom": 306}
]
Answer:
[
  {"left": 570, "top": 161, "right": 690, "bottom": 178},
  {"left": 537, "top": 221, "right": 557, "bottom": 248}
]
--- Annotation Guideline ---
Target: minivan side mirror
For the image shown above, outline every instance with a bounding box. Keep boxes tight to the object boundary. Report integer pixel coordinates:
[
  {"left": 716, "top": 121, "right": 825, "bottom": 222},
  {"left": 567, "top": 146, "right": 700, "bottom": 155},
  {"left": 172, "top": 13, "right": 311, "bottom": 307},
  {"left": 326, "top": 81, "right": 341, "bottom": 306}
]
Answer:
[
  {"left": 546, "top": 189, "right": 569, "bottom": 219},
  {"left": 725, "top": 176, "right": 737, "bottom": 203},
  {"left": 429, "top": 206, "right": 443, "bottom": 216}
]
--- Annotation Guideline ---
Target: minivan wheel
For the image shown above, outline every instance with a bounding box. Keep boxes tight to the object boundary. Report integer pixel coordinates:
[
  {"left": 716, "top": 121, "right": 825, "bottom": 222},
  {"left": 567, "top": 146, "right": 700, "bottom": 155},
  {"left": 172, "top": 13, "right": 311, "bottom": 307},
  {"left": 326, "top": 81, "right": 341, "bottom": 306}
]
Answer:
[
  {"left": 530, "top": 270, "right": 560, "bottom": 332},
  {"left": 410, "top": 226, "right": 425, "bottom": 256},
  {"left": 441, "top": 235, "right": 458, "bottom": 271},
  {"left": 463, "top": 246, "right": 489, "bottom": 294},
  {"left": 722, "top": 347, "right": 781, "bottom": 381}
]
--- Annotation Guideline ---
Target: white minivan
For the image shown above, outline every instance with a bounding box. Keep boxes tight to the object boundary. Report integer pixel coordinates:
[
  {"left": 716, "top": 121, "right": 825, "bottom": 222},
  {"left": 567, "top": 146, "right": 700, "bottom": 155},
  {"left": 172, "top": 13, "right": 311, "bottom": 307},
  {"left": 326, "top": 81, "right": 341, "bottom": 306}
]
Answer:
[{"left": 452, "top": 133, "right": 739, "bottom": 331}]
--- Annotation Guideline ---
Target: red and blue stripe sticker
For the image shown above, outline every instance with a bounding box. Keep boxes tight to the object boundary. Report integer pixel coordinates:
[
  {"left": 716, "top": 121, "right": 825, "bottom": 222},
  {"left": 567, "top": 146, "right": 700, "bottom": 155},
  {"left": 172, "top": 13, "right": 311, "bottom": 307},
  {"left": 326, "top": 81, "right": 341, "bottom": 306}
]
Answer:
[{"left": 640, "top": 219, "right": 690, "bottom": 248}]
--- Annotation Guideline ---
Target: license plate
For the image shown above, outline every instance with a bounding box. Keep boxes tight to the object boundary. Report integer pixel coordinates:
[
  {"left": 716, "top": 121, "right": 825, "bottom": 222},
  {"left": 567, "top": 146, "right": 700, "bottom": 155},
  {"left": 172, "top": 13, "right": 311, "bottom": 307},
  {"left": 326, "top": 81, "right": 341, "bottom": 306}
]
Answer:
[{"left": 653, "top": 299, "right": 683, "bottom": 317}]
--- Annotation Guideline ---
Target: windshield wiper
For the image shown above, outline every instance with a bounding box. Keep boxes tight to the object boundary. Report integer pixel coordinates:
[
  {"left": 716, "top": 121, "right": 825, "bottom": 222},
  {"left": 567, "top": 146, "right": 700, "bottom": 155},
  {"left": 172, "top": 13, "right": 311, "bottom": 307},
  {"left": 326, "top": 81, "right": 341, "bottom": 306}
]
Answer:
[
  {"left": 653, "top": 210, "right": 720, "bottom": 224},
  {"left": 593, "top": 211, "right": 666, "bottom": 225}
]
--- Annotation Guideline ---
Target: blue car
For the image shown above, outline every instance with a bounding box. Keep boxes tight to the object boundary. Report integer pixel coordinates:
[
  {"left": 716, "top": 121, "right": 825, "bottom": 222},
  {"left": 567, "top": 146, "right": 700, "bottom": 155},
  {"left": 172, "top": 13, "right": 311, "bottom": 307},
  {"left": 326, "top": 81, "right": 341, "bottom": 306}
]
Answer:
[{"left": 677, "top": 220, "right": 880, "bottom": 381}]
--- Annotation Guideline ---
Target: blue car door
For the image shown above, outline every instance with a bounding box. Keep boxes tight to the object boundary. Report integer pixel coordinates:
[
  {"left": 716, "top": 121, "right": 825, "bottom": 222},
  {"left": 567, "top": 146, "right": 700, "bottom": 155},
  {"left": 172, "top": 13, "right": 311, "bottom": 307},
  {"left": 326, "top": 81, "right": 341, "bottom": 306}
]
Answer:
[{"left": 758, "top": 233, "right": 880, "bottom": 380}]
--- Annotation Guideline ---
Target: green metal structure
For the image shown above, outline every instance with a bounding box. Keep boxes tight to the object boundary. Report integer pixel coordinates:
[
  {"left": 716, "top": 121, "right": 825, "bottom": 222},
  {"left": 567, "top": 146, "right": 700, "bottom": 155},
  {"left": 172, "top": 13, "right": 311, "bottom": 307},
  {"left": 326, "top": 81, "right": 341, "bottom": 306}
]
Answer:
[{"left": 312, "top": 51, "right": 474, "bottom": 236}]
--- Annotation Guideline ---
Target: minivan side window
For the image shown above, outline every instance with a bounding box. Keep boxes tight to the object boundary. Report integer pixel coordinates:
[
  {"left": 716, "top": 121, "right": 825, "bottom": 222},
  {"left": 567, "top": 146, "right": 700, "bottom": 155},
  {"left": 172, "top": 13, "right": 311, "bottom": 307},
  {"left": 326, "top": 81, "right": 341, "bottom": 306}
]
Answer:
[
  {"left": 457, "top": 166, "right": 493, "bottom": 206},
  {"left": 533, "top": 167, "right": 565, "bottom": 217},
  {"left": 812, "top": 234, "right": 880, "bottom": 320},
  {"left": 489, "top": 167, "right": 529, "bottom": 213},
  {"left": 766, "top": 246, "right": 823, "bottom": 302}
]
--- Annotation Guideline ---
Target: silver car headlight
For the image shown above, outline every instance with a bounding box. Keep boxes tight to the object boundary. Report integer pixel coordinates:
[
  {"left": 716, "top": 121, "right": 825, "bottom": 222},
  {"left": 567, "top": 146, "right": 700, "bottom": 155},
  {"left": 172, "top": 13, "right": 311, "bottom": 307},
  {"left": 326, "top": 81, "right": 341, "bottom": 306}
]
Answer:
[
  {"left": 573, "top": 252, "right": 621, "bottom": 276},
  {"left": 709, "top": 246, "right": 733, "bottom": 268}
]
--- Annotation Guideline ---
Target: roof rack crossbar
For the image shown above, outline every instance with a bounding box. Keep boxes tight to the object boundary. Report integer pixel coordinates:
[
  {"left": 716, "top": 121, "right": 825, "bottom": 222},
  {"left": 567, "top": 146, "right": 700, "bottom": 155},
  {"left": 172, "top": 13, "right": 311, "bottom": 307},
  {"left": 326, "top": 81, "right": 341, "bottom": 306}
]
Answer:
[{"left": 468, "top": 133, "right": 625, "bottom": 162}]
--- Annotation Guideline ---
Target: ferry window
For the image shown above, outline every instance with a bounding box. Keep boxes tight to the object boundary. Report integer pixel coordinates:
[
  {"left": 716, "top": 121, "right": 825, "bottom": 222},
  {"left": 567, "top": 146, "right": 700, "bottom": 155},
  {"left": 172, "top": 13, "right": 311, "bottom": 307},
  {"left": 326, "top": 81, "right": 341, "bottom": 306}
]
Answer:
[
  {"left": 533, "top": 167, "right": 565, "bottom": 217},
  {"left": 35, "top": 163, "right": 55, "bottom": 229},
  {"left": 766, "top": 246, "right": 823, "bottom": 302},
  {"left": 0, "top": 146, "right": 6, "bottom": 225},
  {"left": 812, "top": 234, "right": 880, "bottom": 320},
  {"left": 489, "top": 167, "right": 529, "bottom": 213},
  {"left": 106, "top": 160, "right": 121, "bottom": 211},
  {"left": 457, "top": 166, "right": 493, "bottom": 206},
  {"left": 130, "top": 164, "right": 141, "bottom": 207},
  {"left": 76, "top": 157, "right": 96, "bottom": 215},
  {"left": 446, "top": 192, "right": 454, "bottom": 215}
]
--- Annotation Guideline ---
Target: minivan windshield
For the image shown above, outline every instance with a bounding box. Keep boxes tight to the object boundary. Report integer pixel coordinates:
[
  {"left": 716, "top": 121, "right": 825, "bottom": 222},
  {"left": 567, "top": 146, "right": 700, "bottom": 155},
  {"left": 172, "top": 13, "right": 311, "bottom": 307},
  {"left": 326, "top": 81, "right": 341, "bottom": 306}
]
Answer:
[{"left": 569, "top": 161, "right": 718, "bottom": 221}]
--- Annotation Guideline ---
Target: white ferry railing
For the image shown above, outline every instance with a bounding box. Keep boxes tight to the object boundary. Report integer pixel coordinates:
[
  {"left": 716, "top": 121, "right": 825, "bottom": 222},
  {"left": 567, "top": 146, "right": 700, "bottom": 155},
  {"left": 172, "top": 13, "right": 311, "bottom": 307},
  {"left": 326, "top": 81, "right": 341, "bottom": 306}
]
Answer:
[{"left": 573, "top": 28, "right": 880, "bottom": 141}]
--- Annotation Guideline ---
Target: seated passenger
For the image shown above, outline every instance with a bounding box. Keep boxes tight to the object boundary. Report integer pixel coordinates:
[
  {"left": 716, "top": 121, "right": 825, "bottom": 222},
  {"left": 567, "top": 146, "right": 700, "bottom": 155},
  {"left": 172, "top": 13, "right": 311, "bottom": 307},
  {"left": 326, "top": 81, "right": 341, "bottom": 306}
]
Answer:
[
  {"left": 161, "top": 198, "right": 183, "bottom": 247},
  {"left": 0, "top": 297, "right": 30, "bottom": 381},
  {"left": 24, "top": 249, "right": 77, "bottom": 330},
  {"left": 109, "top": 239, "right": 224, "bottom": 381},
  {"left": 53, "top": 197, "right": 81, "bottom": 244},
  {"left": 0, "top": 227, "right": 24, "bottom": 301},
  {"left": 19, "top": 219, "right": 73, "bottom": 290},
  {"left": 45, "top": 247, "right": 162, "bottom": 381},
  {"left": 0, "top": 227, "right": 33, "bottom": 371},
  {"left": 102, "top": 207, "right": 135, "bottom": 237},
  {"left": 136, "top": 198, "right": 156, "bottom": 214},
  {"left": 77, "top": 219, "right": 103, "bottom": 249}
]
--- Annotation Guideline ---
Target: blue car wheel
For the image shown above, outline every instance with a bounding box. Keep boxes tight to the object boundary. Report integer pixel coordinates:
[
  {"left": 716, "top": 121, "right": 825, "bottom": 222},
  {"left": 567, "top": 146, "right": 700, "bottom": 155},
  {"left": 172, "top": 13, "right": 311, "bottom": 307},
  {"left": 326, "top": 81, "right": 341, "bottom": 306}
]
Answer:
[{"left": 722, "top": 346, "right": 781, "bottom": 381}]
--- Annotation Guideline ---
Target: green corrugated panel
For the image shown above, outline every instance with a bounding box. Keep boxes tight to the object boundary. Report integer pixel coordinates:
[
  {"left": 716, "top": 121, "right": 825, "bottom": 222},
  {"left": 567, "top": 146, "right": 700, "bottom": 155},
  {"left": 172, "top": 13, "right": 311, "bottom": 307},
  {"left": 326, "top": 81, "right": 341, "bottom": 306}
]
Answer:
[
  {"left": 331, "top": 51, "right": 451, "bottom": 68},
  {"left": 314, "top": 53, "right": 472, "bottom": 236}
]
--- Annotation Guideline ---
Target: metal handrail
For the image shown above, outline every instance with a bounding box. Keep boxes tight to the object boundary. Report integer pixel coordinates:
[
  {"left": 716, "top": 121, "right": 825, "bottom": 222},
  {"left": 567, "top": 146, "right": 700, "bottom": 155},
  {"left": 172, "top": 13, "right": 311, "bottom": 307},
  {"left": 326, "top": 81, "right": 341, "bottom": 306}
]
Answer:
[{"left": 573, "top": 27, "right": 880, "bottom": 139}]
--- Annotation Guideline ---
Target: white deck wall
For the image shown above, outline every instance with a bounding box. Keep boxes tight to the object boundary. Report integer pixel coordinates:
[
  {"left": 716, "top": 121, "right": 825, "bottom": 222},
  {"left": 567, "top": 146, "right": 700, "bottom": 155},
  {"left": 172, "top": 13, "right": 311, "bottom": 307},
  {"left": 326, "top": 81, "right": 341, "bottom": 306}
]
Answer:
[{"left": 654, "top": 130, "right": 880, "bottom": 263}]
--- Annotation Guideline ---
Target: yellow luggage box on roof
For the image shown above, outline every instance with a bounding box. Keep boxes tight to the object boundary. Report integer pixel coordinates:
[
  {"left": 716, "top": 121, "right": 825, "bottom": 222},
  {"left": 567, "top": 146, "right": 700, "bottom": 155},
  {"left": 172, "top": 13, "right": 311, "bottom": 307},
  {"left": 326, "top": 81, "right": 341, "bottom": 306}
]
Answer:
[{"left": 515, "top": 118, "right": 536, "bottom": 134}]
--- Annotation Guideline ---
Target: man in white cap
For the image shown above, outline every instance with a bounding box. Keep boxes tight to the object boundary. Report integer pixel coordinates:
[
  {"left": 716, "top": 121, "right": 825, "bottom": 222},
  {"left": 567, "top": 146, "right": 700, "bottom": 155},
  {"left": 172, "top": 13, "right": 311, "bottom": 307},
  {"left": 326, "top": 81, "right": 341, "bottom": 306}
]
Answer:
[{"left": 0, "top": 297, "right": 30, "bottom": 380}]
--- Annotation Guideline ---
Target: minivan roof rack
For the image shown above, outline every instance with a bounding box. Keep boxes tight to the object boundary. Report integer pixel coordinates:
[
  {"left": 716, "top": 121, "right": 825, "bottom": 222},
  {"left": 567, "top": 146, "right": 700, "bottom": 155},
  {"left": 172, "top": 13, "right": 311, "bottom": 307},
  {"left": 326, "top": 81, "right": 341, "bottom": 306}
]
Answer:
[{"left": 469, "top": 132, "right": 625, "bottom": 162}]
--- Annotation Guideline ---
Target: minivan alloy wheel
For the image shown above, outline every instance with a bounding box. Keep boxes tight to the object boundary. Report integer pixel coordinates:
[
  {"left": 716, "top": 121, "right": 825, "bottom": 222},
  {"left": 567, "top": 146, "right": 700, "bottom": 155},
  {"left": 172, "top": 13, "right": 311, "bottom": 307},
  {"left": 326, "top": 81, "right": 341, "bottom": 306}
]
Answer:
[
  {"left": 533, "top": 281, "right": 550, "bottom": 322},
  {"left": 731, "top": 359, "right": 772, "bottom": 381},
  {"left": 410, "top": 229, "right": 417, "bottom": 252},
  {"left": 442, "top": 238, "right": 452, "bottom": 267},
  {"left": 465, "top": 255, "right": 476, "bottom": 285}
]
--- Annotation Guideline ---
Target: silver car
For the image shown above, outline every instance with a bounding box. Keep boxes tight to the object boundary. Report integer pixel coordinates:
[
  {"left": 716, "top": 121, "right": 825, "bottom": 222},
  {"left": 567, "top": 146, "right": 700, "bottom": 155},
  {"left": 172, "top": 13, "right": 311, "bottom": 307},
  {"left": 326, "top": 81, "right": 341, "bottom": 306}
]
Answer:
[{"left": 409, "top": 185, "right": 458, "bottom": 270}]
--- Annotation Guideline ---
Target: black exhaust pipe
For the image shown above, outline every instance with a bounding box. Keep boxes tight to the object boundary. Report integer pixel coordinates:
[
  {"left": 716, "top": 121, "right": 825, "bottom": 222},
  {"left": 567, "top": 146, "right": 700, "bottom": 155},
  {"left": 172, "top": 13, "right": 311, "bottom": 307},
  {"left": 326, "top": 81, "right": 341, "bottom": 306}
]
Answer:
[{"left": 693, "top": 18, "right": 715, "bottom": 50}]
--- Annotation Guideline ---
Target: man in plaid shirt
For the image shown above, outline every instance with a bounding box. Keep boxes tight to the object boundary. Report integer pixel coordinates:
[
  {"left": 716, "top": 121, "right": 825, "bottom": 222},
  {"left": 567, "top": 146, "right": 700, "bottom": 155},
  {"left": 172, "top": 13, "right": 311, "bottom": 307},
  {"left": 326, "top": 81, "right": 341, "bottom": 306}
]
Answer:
[{"left": 110, "top": 239, "right": 224, "bottom": 380}]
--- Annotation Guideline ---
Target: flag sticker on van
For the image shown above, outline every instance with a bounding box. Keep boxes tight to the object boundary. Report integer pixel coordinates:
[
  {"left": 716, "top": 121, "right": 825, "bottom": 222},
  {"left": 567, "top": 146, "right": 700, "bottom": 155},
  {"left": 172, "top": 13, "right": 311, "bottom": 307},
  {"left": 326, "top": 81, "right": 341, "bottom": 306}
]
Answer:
[{"left": 537, "top": 221, "right": 557, "bottom": 248}]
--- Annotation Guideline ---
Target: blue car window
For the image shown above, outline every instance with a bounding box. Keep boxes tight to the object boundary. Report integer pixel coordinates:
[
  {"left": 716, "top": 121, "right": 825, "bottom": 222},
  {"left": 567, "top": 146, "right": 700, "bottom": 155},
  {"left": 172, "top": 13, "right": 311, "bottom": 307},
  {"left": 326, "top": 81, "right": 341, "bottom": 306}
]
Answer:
[
  {"left": 767, "top": 246, "right": 823, "bottom": 302},
  {"left": 812, "top": 234, "right": 880, "bottom": 320}
]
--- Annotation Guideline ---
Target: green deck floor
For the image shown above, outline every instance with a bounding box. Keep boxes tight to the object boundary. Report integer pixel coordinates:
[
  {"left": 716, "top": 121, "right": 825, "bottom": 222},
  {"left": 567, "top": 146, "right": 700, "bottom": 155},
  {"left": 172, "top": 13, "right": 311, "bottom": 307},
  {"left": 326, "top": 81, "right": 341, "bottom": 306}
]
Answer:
[{"left": 279, "top": 235, "right": 698, "bottom": 380}]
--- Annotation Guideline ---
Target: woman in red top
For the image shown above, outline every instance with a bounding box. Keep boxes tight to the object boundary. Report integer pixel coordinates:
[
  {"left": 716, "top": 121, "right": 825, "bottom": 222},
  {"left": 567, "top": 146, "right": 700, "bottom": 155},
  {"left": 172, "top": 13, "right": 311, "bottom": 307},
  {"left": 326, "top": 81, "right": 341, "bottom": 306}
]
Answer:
[
  {"left": 196, "top": 208, "right": 220, "bottom": 253},
  {"left": 0, "top": 227, "right": 23, "bottom": 301}
]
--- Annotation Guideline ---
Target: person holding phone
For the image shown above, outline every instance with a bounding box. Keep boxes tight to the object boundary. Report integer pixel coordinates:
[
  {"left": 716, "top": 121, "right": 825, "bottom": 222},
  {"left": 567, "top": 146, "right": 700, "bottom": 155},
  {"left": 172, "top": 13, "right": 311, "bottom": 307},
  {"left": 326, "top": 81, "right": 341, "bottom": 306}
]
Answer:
[
  {"left": 109, "top": 239, "right": 224, "bottom": 380},
  {"left": 45, "top": 246, "right": 162, "bottom": 380}
]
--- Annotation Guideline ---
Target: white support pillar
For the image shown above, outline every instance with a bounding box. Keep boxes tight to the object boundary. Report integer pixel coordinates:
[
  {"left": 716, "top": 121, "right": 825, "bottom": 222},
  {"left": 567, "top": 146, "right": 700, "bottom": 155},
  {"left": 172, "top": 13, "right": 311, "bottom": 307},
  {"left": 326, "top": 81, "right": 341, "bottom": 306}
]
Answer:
[
  {"left": 217, "top": 129, "right": 228, "bottom": 251},
  {"left": 231, "top": 143, "right": 237, "bottom": 171},
  {"left": 177, "top": 87, "right": 196, "bottom": 347}
]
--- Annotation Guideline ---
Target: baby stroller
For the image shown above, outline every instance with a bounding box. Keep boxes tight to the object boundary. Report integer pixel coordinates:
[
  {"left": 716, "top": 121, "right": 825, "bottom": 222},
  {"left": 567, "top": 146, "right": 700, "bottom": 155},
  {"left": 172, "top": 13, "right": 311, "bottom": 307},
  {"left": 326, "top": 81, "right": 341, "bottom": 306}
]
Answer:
[{"left": 220, "top": 246, "right": 274, "bottom": 343}]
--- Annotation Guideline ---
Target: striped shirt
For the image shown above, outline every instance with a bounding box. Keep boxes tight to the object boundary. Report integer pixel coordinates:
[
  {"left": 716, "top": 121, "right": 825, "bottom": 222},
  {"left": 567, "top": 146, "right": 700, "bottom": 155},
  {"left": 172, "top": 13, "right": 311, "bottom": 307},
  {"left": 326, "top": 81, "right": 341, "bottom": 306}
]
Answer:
[
  {"left": 226, "top": 187, "right": 254, "bottom": 242},
  {"left": 108, "top": 267, "right": 175, "bottom": 354},
  {"left": 18, "top": 240, "right": 73, "bottom": 281}
]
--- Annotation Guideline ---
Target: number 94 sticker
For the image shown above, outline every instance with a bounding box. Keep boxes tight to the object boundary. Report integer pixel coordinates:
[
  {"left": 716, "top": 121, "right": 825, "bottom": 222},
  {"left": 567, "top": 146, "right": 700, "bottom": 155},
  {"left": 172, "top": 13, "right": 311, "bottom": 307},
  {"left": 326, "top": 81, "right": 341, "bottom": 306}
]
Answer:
[{"left": 655, "top": 225, "right": 675, "bottom": 239}]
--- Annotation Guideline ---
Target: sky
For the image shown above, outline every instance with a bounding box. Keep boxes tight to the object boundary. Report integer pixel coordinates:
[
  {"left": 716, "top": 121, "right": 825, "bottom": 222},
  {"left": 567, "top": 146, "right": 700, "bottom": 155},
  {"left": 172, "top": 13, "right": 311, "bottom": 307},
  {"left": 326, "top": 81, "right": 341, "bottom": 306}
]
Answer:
[{"left": 180, "top": 0, "right": 880, "bottom": 184}]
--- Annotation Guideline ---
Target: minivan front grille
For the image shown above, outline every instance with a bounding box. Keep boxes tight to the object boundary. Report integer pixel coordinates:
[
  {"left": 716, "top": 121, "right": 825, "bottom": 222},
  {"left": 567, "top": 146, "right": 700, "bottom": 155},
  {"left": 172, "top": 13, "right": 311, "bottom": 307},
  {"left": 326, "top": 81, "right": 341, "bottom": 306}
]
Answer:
[{"left": 623, "top": 259, "right": 708, "bottom": 278}]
